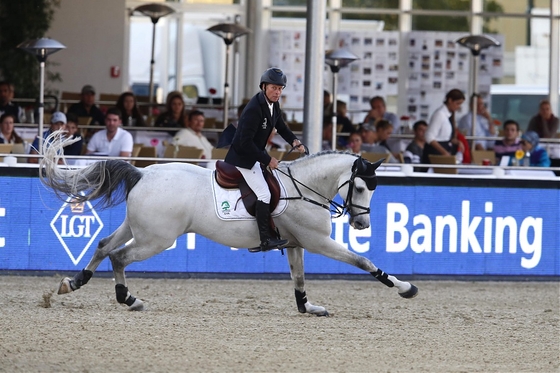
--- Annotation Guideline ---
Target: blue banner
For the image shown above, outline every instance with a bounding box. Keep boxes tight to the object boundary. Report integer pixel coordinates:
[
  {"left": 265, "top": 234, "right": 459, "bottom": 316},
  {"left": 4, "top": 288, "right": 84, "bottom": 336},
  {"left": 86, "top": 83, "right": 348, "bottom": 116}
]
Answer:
[{"left": 0, "top": 176, "right": 558, "bottom": 276}]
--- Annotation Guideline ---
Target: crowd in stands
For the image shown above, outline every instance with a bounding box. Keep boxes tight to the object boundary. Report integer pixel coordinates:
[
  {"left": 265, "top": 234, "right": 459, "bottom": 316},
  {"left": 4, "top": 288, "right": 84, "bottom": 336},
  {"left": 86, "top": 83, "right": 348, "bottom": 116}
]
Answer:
[{"left": 0, "top": 79, "right": 558, "bottom": 173}]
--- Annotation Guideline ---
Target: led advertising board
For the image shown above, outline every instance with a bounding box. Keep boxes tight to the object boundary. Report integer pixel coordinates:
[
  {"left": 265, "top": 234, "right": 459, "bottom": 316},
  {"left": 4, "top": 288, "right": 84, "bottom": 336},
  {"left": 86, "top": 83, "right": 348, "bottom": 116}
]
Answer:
[{"left": 0, "top": 176, "right": 557, "bottom": 276}]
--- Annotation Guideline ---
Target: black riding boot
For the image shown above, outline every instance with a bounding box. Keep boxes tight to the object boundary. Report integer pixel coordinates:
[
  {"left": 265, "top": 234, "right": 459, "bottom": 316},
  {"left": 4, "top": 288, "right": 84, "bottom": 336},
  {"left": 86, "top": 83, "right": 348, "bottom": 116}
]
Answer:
[{"left": 255, "top": 200, "right": 288, "bottom": 252}]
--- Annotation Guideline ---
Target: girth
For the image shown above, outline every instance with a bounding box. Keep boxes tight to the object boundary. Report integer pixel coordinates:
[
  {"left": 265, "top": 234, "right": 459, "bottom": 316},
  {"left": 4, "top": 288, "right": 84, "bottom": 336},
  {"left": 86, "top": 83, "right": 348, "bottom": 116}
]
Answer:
[{"left": 214, "top": 160, "right": 281, "bottom": 216}]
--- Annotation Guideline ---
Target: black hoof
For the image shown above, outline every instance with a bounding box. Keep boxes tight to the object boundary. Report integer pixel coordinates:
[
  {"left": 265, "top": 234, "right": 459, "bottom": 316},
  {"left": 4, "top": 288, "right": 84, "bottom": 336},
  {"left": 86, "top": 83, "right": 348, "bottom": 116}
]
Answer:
[
  {"left": 316, "top": 311, "right": 330, "bottom": 317},
  {"left": 399, "top": 284, "right": 419, "bottom": 299}
]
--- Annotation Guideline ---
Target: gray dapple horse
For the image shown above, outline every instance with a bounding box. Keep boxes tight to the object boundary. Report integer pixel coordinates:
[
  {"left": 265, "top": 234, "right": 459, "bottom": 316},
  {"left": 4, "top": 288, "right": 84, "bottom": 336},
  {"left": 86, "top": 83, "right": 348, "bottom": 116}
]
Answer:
[{"left": 40, "top": 133, "right": 418, "bottom": 315}]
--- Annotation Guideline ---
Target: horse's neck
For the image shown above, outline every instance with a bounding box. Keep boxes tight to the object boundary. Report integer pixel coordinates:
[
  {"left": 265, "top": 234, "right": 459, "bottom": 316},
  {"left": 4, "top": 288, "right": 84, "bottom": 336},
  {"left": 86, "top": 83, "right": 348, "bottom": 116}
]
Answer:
[{"left": 285, "top": 153, "right": 353, "bottom": 198}]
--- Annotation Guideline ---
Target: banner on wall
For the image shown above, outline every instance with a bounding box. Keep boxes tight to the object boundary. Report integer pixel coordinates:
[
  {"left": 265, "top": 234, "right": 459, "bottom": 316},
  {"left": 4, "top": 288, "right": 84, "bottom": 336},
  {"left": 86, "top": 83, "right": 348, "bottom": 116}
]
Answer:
[{"left": 0, "top": 177, "right": 557, "bottom": 276}]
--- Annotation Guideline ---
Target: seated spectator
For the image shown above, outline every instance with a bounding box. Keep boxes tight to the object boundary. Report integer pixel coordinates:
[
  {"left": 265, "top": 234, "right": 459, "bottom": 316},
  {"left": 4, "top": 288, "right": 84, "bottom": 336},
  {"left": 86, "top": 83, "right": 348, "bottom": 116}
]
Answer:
[
  {"left": 116, "top": 92, "right": 146, "bottom": 127},
  {"left": 86, "top": 107, "right": 133, "bottom": 158},
  {"left": 0, "top": 81, "right": 25, "bottom": 123},
  {"left": 174, "top": 110, "right": 213, "bottom": 159},
  {"left": 519, "top": 131, "right": 551, "bottom": 167},
  {"left": 359, "top": 123, "right": 378, "bottom": 151},
  {"left": 155, "top": 91, "right": 185, "bottom": 135},
  {"left": 403, "top": 120, "right": 427, "bottom": 164},
  {"left": 335, "top": 100, "right": 355, "bottom": 148},
  {"left": 347, "top": 131, "right": 362, "bottom": 154},
  {"left": 527, "top": 100, "right": 559, "bottom": 168},
  {"left": 494, "top": 119, "right": 522, "bottom": 165},
  {"left": 322, "top": 116, "right": 333, "bottom": 151},
  {"left": 360, "top": 122, "right": 398, "bottom": 163},
  {"left": 217, "top": 103, "right": 247, "bottom": 149},
  {"left": 362, "top": 96, "right": 400, "bottom": 130},
  {"left": 63, "top": 113, "right": 84, "bottom": 160},
  {"left": 29, "top": 111, "right": 67, "bottom": 164},
  {"left": 0, "top": 113, "right": 24, "bottom": 144},
  {"left": 375, "top": 119, "right": 395, "bottom": 155},
  {"left": 67, "top": 85, "right": 105, "bottom": 125},
  {"left": 323, "top": 89, "right": 332, "bottom": 117},
  {"left": 458, "top": 94, "right": 495, "bottom": 150}
]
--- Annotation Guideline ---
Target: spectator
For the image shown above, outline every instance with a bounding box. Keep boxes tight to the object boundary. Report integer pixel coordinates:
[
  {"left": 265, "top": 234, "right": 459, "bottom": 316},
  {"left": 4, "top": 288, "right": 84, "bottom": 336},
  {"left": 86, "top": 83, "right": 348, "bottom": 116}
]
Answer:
[
  {"left": 67, "top": 85, "right": 105, "bottom": 125},
  {"left": 155, "top": 91, "right": 185, "bottom": 135},
  {"left": 359, "top": 123, "right": 378, "bottom": 151},
  {"left": 217, "top": 103, "right": 247, "bottom": 149},
  {"left": 527, "top": 100, "right": 559, "bottom": 168},
  {"left": 422, "top": 89, "right": 465, "bottom": 164},
  {"left": 323, "top": 90, "right": 332, "bottom": 116},
  {"left": 362, "top": 95, "right": 400, "bottom": 150},
  {"left": 335, "top": 100, "right": 355, "bottom": 148},
  {"left": 29, "top": 111, "right": 67, "bottom": 164},
  {"left": 86, "top": 107, "right": 133, "bottom": 158},
  {"left": 403, "top": 120, "right": 427, "bottom": 164},
  {"left": 63, "top": 113, "right": 84, "bottom": 160},
  {"left": 347, "top": 131, "right": 362, "bottom": 154},
  {"left": 0, "top": 113, "right": 24, "bottom": 144},
  {"left": 519, "top": 131, "right": 551, "bottom": 167},
  {"left": 458, "top": 94, "right": 495, "bottom": 150},
  {"left": 494, "top": 119, "right": 522, "bottom": 165},
  {"left": 174, "top": 109, "right": 213, "bottom": 160},
  {"left": 375, "top": 119, "right": 395, "bottom": 155},
  {"left": 360, "top": 121, "right": 398, "bottom": 163},
  {"left": 116, "top": 92, "right": 146, "bottom": 127},
  {"left": 322, "top": 115, "right": 333, "bottom": 151},
  {"left": 0, "top": 81, "right": 25, "bottom": 123}
]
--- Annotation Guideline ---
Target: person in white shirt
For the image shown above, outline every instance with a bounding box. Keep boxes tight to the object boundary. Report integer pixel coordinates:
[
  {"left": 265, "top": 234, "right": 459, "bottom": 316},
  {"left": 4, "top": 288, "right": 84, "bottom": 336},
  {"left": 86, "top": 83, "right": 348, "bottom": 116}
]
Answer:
[
  {"left": 174, "top": 109, "right": 213, "bottom": 159},
  {"left": 458, "top": 94, "right": 495, "bottom": 150},
  {"left": 422, "top": 89, "right": 465, "bottom": 164},
  {"left": 86, "top": 107, "right": 133, "bottom": 158}
]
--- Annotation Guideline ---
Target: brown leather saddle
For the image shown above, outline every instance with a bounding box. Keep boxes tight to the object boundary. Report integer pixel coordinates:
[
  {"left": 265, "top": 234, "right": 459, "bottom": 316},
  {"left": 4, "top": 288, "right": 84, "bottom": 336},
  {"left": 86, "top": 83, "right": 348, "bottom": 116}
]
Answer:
[{"left": 214, "top": 160, "right": 281, "bottom": 216}]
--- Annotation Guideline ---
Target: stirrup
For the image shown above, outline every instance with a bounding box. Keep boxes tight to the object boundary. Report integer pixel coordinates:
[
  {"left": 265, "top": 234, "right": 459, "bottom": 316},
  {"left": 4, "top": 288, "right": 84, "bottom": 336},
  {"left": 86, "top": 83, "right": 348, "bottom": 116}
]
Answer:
[{"left": 249, "top": 238, "right": 288, "bottom": 253}]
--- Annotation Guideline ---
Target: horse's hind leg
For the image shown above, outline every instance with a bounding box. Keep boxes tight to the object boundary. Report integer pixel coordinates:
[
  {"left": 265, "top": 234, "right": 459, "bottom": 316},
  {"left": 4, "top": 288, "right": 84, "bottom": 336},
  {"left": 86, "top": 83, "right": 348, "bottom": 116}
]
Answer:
[
  {"left": 58, "top": 221, "right": 133, "bottom": 295},
  {"left": 287, "top": 247, "right": 329, "bottom": 316},
  {"left": 108, "top": 236, "right": 176, "bottom": 311}
]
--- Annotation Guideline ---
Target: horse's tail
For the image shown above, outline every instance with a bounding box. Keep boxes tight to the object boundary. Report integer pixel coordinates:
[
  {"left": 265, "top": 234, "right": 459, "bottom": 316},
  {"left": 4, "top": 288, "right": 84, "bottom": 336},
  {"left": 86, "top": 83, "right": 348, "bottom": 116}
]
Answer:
[{"left": 39, "top": 130, "right": 144, "bottom": 209}]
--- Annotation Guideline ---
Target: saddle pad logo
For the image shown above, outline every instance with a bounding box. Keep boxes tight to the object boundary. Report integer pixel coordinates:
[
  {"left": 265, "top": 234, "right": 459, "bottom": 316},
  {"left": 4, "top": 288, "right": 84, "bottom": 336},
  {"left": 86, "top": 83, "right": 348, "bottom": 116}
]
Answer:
[{"left": 221, "top": 201, "right": 231, "bottom": 214}]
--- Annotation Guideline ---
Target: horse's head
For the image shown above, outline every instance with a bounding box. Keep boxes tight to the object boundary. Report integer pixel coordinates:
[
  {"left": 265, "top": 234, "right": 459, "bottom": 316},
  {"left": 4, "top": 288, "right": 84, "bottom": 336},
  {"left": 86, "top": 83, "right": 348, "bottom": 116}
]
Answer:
[{"left": 338, "top": 157, "right": 383, "bottom": 229}]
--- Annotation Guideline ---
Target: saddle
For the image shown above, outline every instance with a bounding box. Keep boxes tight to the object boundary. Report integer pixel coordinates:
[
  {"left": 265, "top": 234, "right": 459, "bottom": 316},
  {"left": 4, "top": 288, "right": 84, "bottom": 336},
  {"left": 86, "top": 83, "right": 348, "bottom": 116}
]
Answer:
[{"left": 214, "top": 160, "right": 281, "bottom": 216}]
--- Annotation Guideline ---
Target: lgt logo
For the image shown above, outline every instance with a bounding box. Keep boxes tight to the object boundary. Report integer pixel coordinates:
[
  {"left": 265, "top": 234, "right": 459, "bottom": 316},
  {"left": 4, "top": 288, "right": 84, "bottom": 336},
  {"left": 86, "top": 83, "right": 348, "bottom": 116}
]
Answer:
[{"left": 50, "top": 196, "right": 104, "bottom": 265}]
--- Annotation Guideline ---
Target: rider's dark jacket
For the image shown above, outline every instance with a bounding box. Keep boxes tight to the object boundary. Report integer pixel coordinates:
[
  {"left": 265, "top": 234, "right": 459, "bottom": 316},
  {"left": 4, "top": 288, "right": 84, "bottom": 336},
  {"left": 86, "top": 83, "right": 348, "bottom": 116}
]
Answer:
[{"left": 225, "top": 91, "right": 297, "bottom": 169}]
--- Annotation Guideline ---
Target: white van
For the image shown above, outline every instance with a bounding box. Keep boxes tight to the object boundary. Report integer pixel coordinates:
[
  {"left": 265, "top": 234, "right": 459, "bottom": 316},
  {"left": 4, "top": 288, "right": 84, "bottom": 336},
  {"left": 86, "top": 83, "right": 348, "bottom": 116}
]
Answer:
[{"left": 490, "top": 85, "right": 559, "bottom": 130}]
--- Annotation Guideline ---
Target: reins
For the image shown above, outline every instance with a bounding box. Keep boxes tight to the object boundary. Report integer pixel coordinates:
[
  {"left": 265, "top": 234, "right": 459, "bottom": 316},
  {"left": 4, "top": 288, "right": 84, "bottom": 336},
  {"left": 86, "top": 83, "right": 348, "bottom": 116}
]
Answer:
[{"left": 275, "top": 148, "right": 371, "bottom": 218}]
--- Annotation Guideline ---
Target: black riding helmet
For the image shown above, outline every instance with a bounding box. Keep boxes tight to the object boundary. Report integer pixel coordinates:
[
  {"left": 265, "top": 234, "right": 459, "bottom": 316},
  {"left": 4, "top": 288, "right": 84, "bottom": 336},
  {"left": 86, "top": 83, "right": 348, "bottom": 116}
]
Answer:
[{"left": 259, "top": 67, "right": 287, "bottom": 90}]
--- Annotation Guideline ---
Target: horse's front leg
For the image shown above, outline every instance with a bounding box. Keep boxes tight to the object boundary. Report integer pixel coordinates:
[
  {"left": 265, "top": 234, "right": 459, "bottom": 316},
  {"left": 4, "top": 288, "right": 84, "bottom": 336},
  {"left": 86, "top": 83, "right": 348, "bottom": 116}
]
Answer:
[
  {"left": 286, "top": 247, "right": 329, "bottom": 317},
  {"left": 306, "top": 238, "right": 418, "bottom": 299}
]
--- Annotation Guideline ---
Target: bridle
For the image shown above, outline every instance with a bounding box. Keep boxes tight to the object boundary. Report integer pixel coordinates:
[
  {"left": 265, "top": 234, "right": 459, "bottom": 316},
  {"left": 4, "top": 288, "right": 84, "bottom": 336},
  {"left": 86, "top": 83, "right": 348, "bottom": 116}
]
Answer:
[{"left": 276, "top": 153, "right": 376, "bottom": 219}]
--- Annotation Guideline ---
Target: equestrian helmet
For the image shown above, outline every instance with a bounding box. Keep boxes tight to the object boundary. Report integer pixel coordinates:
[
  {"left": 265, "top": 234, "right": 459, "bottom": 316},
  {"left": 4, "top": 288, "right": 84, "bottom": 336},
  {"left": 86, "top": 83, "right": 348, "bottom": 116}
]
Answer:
[{"left": 259, "top": 67, "right": 287, "bottom": 89}]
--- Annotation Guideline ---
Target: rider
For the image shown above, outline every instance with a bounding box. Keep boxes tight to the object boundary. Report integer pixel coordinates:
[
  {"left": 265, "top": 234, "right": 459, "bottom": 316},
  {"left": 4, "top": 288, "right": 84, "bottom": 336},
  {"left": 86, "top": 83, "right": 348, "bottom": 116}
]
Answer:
[{"left": 224, "top": 67, "right": 305, "bottom": 252}]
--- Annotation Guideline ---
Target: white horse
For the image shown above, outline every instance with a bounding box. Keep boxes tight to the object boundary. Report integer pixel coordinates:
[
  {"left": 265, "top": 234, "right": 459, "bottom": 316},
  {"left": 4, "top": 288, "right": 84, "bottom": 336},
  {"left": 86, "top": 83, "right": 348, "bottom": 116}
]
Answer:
[{"left": 40, "top": 133, "right": 418, "bottom": 315}]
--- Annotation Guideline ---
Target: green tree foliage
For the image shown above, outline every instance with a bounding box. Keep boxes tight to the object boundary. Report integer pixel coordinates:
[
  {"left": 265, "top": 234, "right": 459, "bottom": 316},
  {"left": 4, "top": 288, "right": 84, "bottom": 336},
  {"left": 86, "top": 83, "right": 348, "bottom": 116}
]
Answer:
[{"left": 0, "top": 0, "right": 61, "bottom": 98}]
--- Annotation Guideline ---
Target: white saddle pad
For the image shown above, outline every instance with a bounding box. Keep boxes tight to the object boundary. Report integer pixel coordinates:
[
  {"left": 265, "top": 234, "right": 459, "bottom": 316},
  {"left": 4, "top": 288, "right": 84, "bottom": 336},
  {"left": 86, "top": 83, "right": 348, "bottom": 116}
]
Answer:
[{"left": 211, "top": 169, "right": 288, "bottom": 221}]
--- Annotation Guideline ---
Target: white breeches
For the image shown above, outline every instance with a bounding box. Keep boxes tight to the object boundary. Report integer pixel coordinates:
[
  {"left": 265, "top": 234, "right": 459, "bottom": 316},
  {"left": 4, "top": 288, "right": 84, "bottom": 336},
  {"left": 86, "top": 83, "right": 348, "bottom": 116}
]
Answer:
[{"left": 236, "top": 161, "right": 270, "bottom": 203}]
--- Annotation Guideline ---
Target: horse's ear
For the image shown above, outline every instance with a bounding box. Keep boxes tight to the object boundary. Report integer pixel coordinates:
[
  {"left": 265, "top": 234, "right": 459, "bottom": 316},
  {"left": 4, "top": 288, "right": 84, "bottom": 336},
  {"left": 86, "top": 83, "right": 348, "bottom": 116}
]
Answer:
[{"left": 370, "top": 159, "right": 385, "bottom": 170}]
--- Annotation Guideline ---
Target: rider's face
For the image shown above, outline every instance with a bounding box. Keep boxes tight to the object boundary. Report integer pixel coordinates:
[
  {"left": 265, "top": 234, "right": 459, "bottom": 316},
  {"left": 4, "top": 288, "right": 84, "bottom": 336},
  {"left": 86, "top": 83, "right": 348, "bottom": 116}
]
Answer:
[{"left": 264, "top": 84, "right": 284, "bottom": 103}]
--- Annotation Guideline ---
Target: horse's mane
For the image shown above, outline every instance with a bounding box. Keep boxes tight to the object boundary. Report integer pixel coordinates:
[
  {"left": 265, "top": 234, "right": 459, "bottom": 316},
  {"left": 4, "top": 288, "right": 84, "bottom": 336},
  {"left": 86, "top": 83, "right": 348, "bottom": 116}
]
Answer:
[{"left": 281, "top": 150, "right": 358, "bottom": 168}]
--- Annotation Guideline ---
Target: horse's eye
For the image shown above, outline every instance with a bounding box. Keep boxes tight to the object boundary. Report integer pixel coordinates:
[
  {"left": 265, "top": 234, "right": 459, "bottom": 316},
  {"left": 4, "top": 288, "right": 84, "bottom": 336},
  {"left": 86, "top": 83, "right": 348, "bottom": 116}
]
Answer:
[{"left": 356, "top": 187, "right": 364, "bottom": 193}]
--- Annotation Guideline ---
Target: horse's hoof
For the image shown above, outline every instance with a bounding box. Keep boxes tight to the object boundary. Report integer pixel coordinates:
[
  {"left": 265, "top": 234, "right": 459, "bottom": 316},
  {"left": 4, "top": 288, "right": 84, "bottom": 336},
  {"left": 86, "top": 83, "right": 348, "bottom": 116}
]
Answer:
[
  {"left": 316, "top": 310, "right": 330, "bottom": 317},
  {"left": 128, "top": 298, "right": 144, "bottom": 311},
  {"left": 57, "top": 278, "right": 74, "bottom": 294},
  {"left": 399, "top": 284, "right": 419, "bottom": 299}
]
